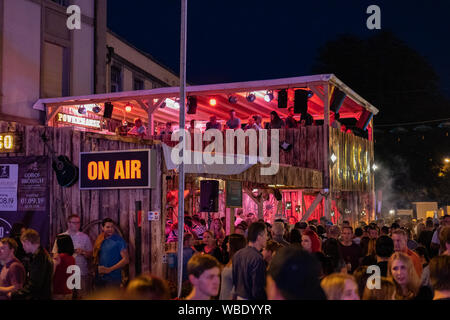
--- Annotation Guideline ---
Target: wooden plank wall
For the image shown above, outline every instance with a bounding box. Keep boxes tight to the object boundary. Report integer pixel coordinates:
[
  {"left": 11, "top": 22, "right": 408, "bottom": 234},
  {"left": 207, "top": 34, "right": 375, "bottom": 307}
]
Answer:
[
  {"left": 0, "top": 121, "right": 163, "bottom": 278},
  {"left": 159, "top": 126, "right": 325, "bottom": 171},
  {"left": 329, "top": 127, "right": 374, "bottom": 192}
]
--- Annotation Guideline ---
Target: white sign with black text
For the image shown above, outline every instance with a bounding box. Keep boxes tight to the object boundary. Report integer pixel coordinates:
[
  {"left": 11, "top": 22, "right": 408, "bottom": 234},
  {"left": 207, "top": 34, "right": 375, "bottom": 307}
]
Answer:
[{"left": 0, "top": 164, "right": 18, "bottom": 211}]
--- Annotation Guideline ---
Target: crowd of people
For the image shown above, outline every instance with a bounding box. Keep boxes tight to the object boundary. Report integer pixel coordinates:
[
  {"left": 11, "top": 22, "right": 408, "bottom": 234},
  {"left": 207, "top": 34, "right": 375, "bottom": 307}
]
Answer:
[
  {"left": 123, "top": 107, "right": 323, "bottom": 141},
  {"left": 1, "top": 211, "right": 449, "bottom": 300},
  {"left": 163, "top": 211, "right": 450, "bottom": 300}
]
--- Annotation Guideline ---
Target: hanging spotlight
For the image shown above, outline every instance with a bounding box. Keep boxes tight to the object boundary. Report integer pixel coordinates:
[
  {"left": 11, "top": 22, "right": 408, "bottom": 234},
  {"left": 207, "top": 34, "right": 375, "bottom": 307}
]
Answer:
[
  {"left": 209, "top": 98, "right": 217, "bottom": 106},
  {"left": 228, "top": 95, "right": 238, "bottom": 104},
  {"left": 125, "top": 103, "right": 132, "bottom": 113},
  {"left": 246, "top": 92, "right": 256, "bottom": 103},
  {"left": 92, "top": 105, "right": 102, "bottom": 113},
  {"left": 264, "top": 90, "right": 274, "bottom": 102},
  {"left": 78, "top": 106, "right": 86, "bottom": 115}
]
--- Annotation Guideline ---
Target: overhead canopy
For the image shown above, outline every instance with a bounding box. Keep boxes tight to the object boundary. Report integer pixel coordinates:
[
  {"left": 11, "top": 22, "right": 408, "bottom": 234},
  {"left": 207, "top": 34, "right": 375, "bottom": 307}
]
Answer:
[{"left": 34, "top": 74, "right": 378, "bottom": 128}]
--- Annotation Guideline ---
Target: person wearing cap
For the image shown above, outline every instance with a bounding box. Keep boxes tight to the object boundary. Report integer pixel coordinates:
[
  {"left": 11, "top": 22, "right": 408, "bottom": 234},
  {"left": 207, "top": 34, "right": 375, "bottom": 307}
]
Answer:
[{"left": 266, "top": 246, "right": 326, "bottom": 300}]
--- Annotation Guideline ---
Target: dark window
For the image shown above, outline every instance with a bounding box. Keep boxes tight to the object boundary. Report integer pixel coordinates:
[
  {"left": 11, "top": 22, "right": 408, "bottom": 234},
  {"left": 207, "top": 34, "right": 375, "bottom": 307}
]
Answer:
[
  {"left": 50, "top": 0, "right": 69, "bottom": 6},
  {"left": 111, "top": 65, "right": 122, "bottom": 92},
  {"left": 133, "top": 78, "right": 144, "bottom": 91}
]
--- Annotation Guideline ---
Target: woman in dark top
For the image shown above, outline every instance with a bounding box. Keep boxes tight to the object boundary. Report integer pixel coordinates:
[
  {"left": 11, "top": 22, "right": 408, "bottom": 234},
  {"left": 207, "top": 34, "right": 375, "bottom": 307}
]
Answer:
[
  {"left": 269, "top": 111, "right": 285, "bottom": 129},
  {"left": 199, "top": 231, "right": 223, "bottom": 264}
]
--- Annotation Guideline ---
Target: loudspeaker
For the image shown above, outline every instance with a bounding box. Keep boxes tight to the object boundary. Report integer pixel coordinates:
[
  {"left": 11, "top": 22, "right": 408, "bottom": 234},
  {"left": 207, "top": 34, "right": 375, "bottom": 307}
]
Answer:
[
  {"left": 330, "top": 89, "right": 346, "bottom": 113},
  {"left": 187, "top": 96, "right": 197, "bottom": 114},
  {"left": 356, "top": 110, "right": 373, "bottom": 131},
  {"left": 103, "top": 102, "right": 114, "bottom": 119},
  {"left": 200, "top": 180, "right": 219, "bottom": 212},
  {"left": 278, "top": 89, "right": 288, "bottom": 108},
  {"left": 273, "top": 189, "right": 282, "bottom": 201},
  {"left": 294, "top": 90, "right": 308, "bottom": 114}
]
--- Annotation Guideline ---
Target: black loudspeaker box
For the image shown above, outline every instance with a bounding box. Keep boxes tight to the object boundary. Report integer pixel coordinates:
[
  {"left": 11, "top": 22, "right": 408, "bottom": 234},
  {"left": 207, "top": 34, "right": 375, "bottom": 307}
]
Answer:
[
  {"left": 187, "top": 96, "right": 197, "bottom": 114},
  {"left": 200, "top": 180, "right": 219, "bottom": 212},
  {"left": 103, "top": 102, "right": 114, "bottom": 119},
  {"left": 294, "top": 90, "right": 308, "bottom": 114}
]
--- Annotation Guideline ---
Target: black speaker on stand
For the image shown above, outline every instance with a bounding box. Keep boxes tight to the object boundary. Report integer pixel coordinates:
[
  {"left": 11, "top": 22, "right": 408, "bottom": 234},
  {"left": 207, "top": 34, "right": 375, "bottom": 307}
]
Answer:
[
  {"left": 103, "top": 102, "right": 114, "bottom": 119},
  {"left": 278, "top": 89, "right": 288, "bottom": 108},
  {"left": 187, "top": 96, "right": 197, "bottom": 114},
  {"left": 330, "top": 89, "right": 346, "bottom": 114},
  {"left": 294, "top": 90, "right": 309, "bottom": 114},
  {"left": 200, "top": 180, "right": 219, "bottom": 212}
]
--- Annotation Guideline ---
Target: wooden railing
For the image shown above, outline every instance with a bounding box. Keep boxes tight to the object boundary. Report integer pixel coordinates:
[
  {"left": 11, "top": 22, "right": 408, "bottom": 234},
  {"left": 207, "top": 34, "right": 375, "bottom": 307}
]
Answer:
[{"left": 150, "top": 126, "right": 326, "bottom": 171}]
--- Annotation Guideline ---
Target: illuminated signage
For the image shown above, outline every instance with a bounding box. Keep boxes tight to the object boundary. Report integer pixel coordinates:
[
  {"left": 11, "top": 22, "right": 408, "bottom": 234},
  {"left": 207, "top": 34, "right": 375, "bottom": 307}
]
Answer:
[
  {"left": 79, "top": 150, "right": 156, "bottom": 190},
  {"left": 57, "top": 113, "right": 101, "bottom": 129},
  {"left": 0, "top": 133, "right": 21, "bottom": 153}
]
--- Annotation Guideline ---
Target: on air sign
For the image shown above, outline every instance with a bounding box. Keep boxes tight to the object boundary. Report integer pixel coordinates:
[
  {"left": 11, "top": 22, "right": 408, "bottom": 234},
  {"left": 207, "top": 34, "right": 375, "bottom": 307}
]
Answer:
[{"left": 79, "top": 150, "right": 156, "bottom": 190}]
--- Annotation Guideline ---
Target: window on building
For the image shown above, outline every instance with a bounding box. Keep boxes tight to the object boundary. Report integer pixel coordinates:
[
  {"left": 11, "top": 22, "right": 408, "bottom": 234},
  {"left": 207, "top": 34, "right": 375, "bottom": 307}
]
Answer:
[
  {"left": 133, "top": 78, "right": 144, "bottom": 91},
  {"left": 111, "top": 65, "right": 123, "bottom": 92},
  {"left": 49, "top": 0, "right": 69, "bottom": 6},
  {"left": 41, "top": 41, "right": 70, "bottom": 98}
]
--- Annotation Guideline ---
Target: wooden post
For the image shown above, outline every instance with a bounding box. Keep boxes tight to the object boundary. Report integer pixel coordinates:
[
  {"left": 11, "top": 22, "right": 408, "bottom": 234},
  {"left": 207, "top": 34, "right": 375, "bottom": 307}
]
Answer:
[
  {"left": 323, "top": 83, "right": 331, "bottom": 220},
  {"left": 244, "top": 189, "right": 264, "bottom": 220},
  {"left": 226, "top": 207, "right": 236, "bottom": 235},
  {"left": 150, "top": 146, "right": 164, "bottom": 278}
]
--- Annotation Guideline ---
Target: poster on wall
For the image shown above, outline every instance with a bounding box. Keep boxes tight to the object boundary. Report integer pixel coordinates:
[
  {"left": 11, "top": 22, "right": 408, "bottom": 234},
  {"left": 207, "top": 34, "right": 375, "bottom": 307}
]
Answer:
[
  {"left": 0, "top": 164, "right": 18, "bottom": 211},
  {"left": 0, "top": 157, "right": 50, "bottom": 248}
]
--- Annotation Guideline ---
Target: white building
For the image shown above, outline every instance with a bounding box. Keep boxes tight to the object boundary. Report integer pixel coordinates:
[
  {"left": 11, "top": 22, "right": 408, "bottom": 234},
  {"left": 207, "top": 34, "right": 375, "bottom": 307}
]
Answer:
[{"left": 0, "top": 0, "right": 178, "bottom": 125}]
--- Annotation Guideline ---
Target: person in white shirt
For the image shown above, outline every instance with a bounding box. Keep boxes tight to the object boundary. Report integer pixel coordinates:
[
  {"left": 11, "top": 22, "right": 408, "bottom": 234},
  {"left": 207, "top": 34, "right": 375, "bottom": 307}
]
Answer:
[{"left": 53, "top": 214, "right": 93, "bottom": 298}]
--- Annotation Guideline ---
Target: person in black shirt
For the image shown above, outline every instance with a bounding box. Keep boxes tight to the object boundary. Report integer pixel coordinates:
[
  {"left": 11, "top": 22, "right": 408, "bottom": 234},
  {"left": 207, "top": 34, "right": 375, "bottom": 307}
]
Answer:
[
  {"left": 10, "top": 229, "right": 53, "bottom": 300},
  {"left": 339, "top": 226, "right": 362, "bottom": 273},
  {"left": 268, "top": 111, "right": 285, "bottom": 129},
  {"left": 232, "top": 222, "right": 267, "bottom": 300},
  {"left": 375, "top": 235, "right": 394, "bottom": 277}
]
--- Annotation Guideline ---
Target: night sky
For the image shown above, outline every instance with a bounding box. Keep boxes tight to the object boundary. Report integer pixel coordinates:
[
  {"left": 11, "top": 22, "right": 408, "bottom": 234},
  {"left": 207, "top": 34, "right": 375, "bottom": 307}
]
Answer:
[{"left": 107, "top": 0, "right": 450, "bottom": 98}]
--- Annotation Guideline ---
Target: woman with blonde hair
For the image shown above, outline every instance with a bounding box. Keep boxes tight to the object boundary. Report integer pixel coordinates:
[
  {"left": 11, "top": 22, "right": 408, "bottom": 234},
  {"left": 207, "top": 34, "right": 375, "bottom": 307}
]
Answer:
[
  {"left": 388, "top": 252, "right": 433, "bottom": 300},
  {"left": 320, "top": 273, "right": 360, "bottom": 300},
  {"left": 210, "top": 218, "right": 225, "bottom": 245},
  {"left": 362, "top": 277, "right": 396, "bottom": 300}
]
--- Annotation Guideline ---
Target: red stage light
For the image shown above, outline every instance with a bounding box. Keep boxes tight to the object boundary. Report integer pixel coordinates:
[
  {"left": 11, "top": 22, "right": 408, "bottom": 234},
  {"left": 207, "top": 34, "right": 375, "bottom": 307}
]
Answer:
[{"left": 209, "top": 98, "right": 217, "bottom": 106}]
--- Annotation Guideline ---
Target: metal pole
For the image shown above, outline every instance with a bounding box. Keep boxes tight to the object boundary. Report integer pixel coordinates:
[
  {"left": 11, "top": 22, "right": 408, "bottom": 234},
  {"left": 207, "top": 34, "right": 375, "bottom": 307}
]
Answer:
[{"left": 177, "top": 0, "right": 187, "bottom": 299}]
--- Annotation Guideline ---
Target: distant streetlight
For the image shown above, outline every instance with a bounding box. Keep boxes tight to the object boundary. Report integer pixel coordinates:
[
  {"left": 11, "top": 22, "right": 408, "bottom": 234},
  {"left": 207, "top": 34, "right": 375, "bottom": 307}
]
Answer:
[{"left": 444, "top": 158, "right": 450, "bottom": 164}]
